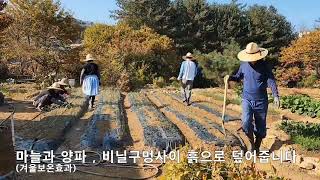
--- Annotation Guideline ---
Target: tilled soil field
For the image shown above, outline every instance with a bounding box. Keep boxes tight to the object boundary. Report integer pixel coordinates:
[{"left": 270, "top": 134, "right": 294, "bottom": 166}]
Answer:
[{"left": 2, "top": 87, "right": 320, "bottom": 179}]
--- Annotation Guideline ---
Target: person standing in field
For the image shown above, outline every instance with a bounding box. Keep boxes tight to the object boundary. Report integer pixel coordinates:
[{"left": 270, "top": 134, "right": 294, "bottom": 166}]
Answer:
[
  {"left": 177, "top": 52, "right": 197, "bottom": 106},
  {"left": 80, "top": 54, "right": 101, "bottom": 109},
  {"left": 226, "top": 42, "right": 280, "bottom": 152}
]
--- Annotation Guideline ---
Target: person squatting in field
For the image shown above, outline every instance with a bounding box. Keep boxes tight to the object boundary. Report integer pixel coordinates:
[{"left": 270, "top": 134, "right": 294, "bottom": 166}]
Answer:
[
  {"left": 226, "top": 42, "right": 280, "bottom": 152},
  {"left": 57, "top": 78, "right": 71, "bottom": 100},
  {"left": 177, "top": 52, "right": 198, "bottom": 106},
  {"left": 33, "top": 82, "right": 69, "bottom": 112},
  {"left": 80, "top": 54, "right": 101, "bottom": 109}
]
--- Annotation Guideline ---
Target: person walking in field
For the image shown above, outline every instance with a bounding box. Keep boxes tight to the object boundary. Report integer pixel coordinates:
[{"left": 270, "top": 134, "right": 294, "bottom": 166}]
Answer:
[
  {"left": 225, "top": 42, "right": 280, "bottom": 152},
  {"left": 177, "top": 52, "right": 197, "bottom": 106},
  {"left": 80, "top": 54, "right": 101, "bottom": 109}
]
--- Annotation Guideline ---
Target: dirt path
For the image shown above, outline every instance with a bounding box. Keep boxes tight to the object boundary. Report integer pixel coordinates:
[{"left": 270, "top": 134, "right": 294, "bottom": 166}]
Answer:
[
  {"left": 123, "top": 93, "right": 145, "bottom": 151},
  {"left": 0, "top": 100, "right": 42, "bottom": 125},
  {"left": 56, "top": 110, "right": 94, "bottom": 153}
]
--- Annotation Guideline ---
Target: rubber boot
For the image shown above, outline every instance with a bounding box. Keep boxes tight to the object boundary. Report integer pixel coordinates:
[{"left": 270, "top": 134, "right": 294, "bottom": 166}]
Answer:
[
  {"left": 90, "top": 96, "right": 95, "bottom": 109},
  {"left": 246, "top": 133, "right": 255, "bottom": 152},
  {"left": 254, "top": 137, "right": 263, "bottom": 154}
]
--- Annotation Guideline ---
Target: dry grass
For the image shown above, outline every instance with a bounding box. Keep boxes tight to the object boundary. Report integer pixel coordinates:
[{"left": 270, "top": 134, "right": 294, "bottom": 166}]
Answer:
[{"left": 0, "top": 83, "right": 40, "bottom": 100}]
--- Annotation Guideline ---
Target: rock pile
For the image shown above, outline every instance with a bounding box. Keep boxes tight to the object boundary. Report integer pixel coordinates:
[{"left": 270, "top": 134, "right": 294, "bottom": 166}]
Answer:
[{"left": 265, "top": 122, "right": 320, "bottom": 176}]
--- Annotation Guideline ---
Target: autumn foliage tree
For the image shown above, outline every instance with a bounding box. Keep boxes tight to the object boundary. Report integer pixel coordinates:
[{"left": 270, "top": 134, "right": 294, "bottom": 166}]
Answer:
[
  {"left": 0, "top": 0, "right": 11, "bottom": 79},
  {"left": 83, "top": 23, "right": 177, "bottom": 91},
  {"left": 1, "top": 0, "right": 82, "bottom": 79},
  {"left": 277, "top": 30, "right": 320, "bottom": 87}
]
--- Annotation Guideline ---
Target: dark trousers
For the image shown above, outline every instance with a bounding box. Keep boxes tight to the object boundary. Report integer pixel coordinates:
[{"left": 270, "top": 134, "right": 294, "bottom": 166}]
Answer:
[
  {"left": 242, "top": 99, "right": 268, "bottom": 139},
  {"left": 181, "top": 80, "right": 193, "bottom": 103},
  {"left": 87, "top": 95, "right": 96, "bottom": 107}
]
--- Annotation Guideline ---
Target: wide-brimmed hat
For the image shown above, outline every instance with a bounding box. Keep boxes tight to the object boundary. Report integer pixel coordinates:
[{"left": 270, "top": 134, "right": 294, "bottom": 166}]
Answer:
[
  {"left": 47, "top": 82, "right": 63, "bottom": 91},
  {"left": 237, "top": 42, "right": 268, "bottom": 62},
  {"left": 58, "top": 78, "right": 69, "bottom": 86},
  {"left": 183, "top": 52, "right": 194, "bottom": 60},
  {"left": 83, "top": 54, "right": 96, "bottom": 62}
]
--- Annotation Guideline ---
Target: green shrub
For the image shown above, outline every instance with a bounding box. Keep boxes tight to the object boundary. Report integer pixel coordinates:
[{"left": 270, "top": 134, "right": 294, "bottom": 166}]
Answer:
[
  {"left": 83, "top": 24, "right": 178, "bottom": 91},
  {"left": 297, "top": 74, "right": 318, "bottom": 88},
  {"left": 234, "top": 84, "right": 243, "bottom": 98},
  {"left": 292, "top": 135, "right": 320, "bottom": 151},
  {"left": 0, "top": 86, "right": 10, "bottom": 96},
  {"left": 170, "top": 80, "right": 181, "bottom": 89},
  {"left": 195, "top": 40, "right": 241, "bottom": 87},
  {"left": 153, "top": 76, "right": 166, "bottom": 88},
  {"left": 160, "top": 145, "right": 284, "bottom": 180},
  {"left": 279, "top": 121, "right": 320, "bottom": 150}
]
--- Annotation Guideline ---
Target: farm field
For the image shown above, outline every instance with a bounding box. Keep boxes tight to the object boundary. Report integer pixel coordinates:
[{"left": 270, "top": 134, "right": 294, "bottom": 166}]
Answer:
[{"left": 1, "top": 84, "right": 320, "bottom": 179}]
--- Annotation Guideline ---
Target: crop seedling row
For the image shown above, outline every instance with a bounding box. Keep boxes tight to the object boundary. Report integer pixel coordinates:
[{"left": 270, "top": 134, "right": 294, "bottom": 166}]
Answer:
[
  {"left": 279, "top": 120, "right": 320, "bottom": 150},
  {"left": 281, "top": 94, "right": 320, "bottom": 118}
]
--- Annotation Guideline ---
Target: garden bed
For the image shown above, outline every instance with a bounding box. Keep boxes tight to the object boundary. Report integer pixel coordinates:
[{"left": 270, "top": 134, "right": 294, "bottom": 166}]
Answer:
[
  {"left": 147, "top": 92, "right": 242, "bottom": 149},
  {"left": 80, "top": 89, "right": 124, "bottom": 150},
  {"left": 128, "top": 92, "right": 184, "bottom": 151},
  {"left": 169, "top": 93, "right": 239, "bottom": 122}
]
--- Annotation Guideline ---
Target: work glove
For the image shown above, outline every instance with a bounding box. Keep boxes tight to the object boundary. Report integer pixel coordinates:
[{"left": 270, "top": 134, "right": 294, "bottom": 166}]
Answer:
[{"left": 274, "top": 97, "right": 280, "bottom": 109}]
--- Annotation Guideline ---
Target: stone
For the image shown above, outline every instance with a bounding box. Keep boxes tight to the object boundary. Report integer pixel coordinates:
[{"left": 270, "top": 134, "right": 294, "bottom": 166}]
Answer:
[
  {"left": 277, "top": 132, "right": 291, "bottom": 142},
  {"left": 303, "top": 157, "right": 320, "bottom": 165},
  {"left": 299, "top": 161, "right": 315, "bottom": 170},
  {"left": 262, "top": 136, "right": 277, "bottom": 150},
  {"left": 295, "top": 154, "right": 303, "bottom": 165},
  {"left": 0, "top": 92, "right": 4, "bottom": 106},
  {"left": 315, "top": 166, "right": 320, "bottom": 175}
]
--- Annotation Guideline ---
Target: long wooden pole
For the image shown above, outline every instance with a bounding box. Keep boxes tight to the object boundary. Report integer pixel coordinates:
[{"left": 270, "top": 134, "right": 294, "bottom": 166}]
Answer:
[{"left": 221, "top": 75, "right": 229, "bottom": 137}]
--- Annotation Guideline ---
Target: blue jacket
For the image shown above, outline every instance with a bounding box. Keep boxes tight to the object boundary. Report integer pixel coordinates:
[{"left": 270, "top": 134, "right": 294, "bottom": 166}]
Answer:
[{"left": 229, "top": 61, "right": 279, "bottom": 100}]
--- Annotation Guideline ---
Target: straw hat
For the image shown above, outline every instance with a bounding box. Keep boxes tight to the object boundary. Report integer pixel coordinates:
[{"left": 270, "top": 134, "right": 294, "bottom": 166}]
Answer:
[
  {"left": 183, "top": 52, "right": 194, "bottom": 60},
  {"left": 47, "top": 82, "right": 63, "bottom": 91},
  {"left": 237, "top": 42, "right": 268, "bottom": 62},
  {"left": 83, "top": 54, "right": 96, "bottom": 62},
  {"left": 58, "top": 78, "right": 69, "bottom": 86}
]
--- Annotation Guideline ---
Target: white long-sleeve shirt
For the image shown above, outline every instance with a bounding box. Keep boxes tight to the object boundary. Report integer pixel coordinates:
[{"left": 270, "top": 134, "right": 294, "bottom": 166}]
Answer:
[{"left": 177, "top": 60, "right": 197, "bottom": 81}]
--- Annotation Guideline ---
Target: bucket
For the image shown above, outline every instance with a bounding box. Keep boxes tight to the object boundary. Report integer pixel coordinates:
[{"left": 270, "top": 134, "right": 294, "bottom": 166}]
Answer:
[
  {"left": 69, "top": 79, "right": 76, "bottom": 88},
  {"left": 0, "top": 125, "right": 16, "bottom": 176}
]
